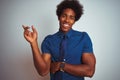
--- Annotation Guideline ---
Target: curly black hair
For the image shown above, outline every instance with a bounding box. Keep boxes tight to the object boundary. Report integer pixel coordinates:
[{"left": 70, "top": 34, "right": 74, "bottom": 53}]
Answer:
[{"left": 56, "top": 0, "right": 83, "bottom": 21}]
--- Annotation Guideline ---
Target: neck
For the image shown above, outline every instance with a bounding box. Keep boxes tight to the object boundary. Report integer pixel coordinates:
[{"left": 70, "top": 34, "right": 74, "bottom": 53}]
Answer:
[{"left": 59, "top": 28, "right": 72, "bottom": 34}]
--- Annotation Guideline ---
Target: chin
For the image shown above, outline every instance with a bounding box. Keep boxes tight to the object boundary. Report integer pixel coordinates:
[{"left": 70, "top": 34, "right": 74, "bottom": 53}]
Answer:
[
  {"left": 61, "top": 29, "right": 69, "bottom": 33},
  {"left": 60, "top": 26, "right": 70, "bottom": 33}
]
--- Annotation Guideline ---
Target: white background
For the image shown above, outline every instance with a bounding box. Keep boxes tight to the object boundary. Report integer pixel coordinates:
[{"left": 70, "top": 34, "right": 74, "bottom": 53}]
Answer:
[{"left": 0, "top": 0, "right": 120, "bottom": 80}]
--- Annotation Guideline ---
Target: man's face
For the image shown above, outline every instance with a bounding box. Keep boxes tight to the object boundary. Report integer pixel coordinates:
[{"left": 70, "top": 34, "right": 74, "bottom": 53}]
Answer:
[{"left": 59, "top": 8, "right": 75, "bottom": 33}]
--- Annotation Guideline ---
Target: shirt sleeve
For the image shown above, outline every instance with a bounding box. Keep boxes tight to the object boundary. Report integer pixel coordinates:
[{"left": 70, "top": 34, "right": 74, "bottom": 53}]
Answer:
[
  {"left": 82, "top": 32, "right": 93, "bottom": 53},
  {"left": 41, "top": 35, "right": 51, "bottom": 54}
]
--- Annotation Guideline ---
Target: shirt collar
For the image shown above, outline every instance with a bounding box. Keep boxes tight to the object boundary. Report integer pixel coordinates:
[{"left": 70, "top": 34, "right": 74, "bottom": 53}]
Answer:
[{"left": 58, "top": 29, "right": 74, "bottom": 38}]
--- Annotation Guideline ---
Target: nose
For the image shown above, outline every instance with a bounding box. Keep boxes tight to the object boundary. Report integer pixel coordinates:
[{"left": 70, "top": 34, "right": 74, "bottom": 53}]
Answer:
[{"left": 65, "top": 17, "right": 69, "bottom": 22}]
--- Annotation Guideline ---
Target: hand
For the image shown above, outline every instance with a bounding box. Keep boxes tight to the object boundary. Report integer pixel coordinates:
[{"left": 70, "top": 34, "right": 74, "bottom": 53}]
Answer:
[
  {"left": 50, "top": 62, "right": 61, "bottom": 74},
  {"left": 22, "top": 25, "right": 38, "bottom": 44}
]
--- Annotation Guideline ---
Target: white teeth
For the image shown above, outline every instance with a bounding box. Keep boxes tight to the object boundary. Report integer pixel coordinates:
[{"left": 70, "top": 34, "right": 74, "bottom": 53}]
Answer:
[{"left": 63, "top": 24, "right": 69, "bottom": 27}]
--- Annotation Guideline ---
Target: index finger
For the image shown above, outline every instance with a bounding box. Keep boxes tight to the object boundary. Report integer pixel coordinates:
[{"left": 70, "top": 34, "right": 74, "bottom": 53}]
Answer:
[{"left": 22, "top": 25, "right": 30, "bottom": 30}]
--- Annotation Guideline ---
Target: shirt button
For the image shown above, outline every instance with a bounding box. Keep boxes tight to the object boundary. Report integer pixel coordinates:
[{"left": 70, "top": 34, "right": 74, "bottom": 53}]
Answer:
[{"left": 63, "top": 59, "right": 66, "bottom": 62}]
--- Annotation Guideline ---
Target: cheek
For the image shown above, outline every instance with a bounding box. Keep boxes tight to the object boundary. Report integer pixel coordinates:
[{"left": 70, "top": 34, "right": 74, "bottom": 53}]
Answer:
[
  {"left": 70, "top": 21, "right": 75, "bottom": 26},
  {"left": 60, "top": 18, "right": 65, "bottom": 22},
  {"left": 58, "top": 18, "right": 63, "bottom": 23}
]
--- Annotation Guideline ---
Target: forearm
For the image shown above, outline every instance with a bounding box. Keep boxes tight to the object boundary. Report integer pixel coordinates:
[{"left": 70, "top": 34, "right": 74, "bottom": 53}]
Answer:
[
  {"left": 30, "top": 41, "right": 49, "bottom": 76},
  {"left": 23, "top": 25, "right": 50, "bottom": 76},
  {"left": 63, "top": 63, "right": 95, "bottom": 77}
]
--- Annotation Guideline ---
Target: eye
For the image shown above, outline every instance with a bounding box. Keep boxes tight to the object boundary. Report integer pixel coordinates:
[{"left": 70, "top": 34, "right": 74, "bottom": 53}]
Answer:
[
  {"left": 70, "top": 16, "right": 75, "bottom": 20},
  {"left": 61, "top": 14, "right": 66, "bottom": 18}
]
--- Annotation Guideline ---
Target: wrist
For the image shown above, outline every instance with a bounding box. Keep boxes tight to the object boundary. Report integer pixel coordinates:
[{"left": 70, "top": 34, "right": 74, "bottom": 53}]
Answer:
[
  {"left": 30, "top": 40, "right": 38, "bottom": 46},
  {"left": 60, "top": 62, "right": 65, "bottom": 72}
]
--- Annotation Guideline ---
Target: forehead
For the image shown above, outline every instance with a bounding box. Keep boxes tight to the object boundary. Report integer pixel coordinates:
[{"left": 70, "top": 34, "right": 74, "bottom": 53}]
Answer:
[{"left": 62, "top": 8, "right": 75, "bottom": 16}]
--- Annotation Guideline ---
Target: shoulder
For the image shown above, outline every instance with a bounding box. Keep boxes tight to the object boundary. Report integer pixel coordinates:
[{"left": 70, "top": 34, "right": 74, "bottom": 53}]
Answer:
[
  {"left": 72, "top": 30, "right": 89, "bottom": 37},
  {"left": 72, "top": 30, "right": 92, "bottom": 41},
  {"left": 71, "top": 30, "right": 82, "bottom": 36},
  {"left": 43, "top": 32, "right": 59, "bottom": 42},
  {"left": 82, "top": 32, "right": 92, "bottom": 40}
]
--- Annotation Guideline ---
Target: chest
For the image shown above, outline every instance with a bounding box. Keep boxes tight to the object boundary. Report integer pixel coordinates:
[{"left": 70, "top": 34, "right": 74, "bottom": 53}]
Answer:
[{"left": 50, "top": 37, "right": 84, "bottom": 63}]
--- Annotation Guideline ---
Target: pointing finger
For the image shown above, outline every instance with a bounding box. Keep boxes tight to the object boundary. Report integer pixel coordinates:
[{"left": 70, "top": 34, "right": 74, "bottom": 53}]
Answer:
[{"left": 22, "top": 25, "right": 30, "bottom": 30}]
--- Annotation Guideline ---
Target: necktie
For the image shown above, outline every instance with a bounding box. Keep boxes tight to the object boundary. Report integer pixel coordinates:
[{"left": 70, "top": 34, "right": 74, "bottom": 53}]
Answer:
[
  {"left": 59, "top": 35, "right": 67, "bottom": 61},
  {"left": 54, "top": 35, "right": 67, "bottom": 80},
  {"left": 57, "top": 35, "right": 67, "bottom": 80}
]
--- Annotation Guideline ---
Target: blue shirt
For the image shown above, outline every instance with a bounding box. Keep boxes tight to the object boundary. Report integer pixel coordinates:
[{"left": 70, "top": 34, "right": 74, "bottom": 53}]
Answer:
[{"left": 41, "top": 29, "right": 93, "bottom": 80}]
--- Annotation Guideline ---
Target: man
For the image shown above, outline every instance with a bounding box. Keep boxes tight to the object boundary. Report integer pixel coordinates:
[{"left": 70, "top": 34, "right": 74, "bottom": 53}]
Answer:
[{"left": 23, "top": 0, "right": 96, "bottom": 80}]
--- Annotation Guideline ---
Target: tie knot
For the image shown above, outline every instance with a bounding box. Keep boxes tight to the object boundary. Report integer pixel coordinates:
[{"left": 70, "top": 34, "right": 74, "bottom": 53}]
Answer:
[{"left": 63, "top": 35, "right": 67, "bottom": 39}]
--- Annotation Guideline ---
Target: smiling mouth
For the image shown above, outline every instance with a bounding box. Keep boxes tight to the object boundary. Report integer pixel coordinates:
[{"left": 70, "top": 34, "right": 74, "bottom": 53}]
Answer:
[{"left": 62, "top": 23, "right": 69, "bottom": 27}]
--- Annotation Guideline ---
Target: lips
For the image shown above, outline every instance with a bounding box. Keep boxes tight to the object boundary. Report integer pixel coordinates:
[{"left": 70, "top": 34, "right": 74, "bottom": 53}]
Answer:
[
  {"left": 62, "top": 23, "right": 69, "bottom": 27},
  {"left": 60, "top": 22, "right": 72, "bottom": 32}
]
